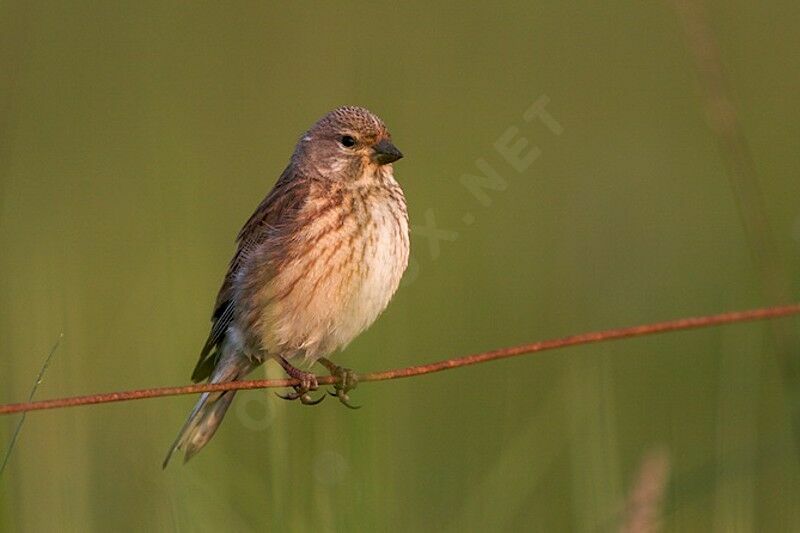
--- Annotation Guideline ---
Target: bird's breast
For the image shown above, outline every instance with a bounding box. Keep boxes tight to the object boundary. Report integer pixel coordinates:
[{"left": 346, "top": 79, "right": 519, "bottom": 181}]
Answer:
[
  {"left": 251, "top": 179, "right": 409, "bottom": 362},
  {"left": 343, "top": 189, "right": 409, "bottom": 340}
]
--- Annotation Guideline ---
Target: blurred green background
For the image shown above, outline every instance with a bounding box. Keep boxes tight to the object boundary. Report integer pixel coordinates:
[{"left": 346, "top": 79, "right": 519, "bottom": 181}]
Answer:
[{"left": 2, "top": 1, "right": 800, "bottom": 531}]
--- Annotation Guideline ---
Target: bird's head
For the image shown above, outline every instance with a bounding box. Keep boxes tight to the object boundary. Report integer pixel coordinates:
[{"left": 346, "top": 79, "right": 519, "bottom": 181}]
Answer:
[{"left": 294, "top": 106, "right": 402, "bottom": 179}]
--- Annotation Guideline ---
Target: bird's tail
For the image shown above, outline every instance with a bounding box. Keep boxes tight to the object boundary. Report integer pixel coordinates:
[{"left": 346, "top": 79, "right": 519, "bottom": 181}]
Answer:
[{"left": 163, "top": 354, "right": 253, "bottom": 468}]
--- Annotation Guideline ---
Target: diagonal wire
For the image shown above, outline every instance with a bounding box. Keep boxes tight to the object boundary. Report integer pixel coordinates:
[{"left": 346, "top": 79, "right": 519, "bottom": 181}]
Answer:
[{"left": 0, "top": 304, "right": 798, "bottom": 417}]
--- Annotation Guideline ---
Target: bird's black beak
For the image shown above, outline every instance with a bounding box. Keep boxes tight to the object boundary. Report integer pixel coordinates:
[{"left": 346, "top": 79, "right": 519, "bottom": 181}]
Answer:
[{"left": 372, "top": 139, "right": 403, "bottom": 165}]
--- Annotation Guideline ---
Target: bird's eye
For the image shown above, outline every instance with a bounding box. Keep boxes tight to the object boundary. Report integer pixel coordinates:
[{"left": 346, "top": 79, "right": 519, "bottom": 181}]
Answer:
[{"left": 340, "top": 135, "right": 356, "bottom": 148}]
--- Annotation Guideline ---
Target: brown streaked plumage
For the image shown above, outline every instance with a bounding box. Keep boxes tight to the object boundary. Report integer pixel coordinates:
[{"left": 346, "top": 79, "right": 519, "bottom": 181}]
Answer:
[{"left": 164, "top": 106, "right": 409, "bottom": 466}]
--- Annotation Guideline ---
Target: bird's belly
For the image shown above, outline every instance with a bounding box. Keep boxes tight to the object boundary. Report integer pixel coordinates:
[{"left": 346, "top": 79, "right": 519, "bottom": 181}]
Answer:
[
  {"left": 336, "top": 213, "right": 407, "bottom": 348},
  {"left": 258, "top": 201, "right": 408, "bottom": 362}
]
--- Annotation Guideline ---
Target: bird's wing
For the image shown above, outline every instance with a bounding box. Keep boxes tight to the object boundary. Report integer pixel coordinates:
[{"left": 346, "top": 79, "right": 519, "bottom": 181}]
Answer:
[{"left": 191, "top": 166, "right": 309, "bottom": 382}]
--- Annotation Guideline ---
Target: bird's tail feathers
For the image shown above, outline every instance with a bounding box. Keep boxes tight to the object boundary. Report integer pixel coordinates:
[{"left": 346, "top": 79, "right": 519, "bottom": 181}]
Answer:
[{"left": 163, "top": 354, "right": 252, "bottom": 468}]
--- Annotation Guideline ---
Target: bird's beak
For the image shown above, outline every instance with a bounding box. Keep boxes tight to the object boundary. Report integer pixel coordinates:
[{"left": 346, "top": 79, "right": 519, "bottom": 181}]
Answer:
[{"left": 372, "top": 139, "right": 403, "bottom": 165}]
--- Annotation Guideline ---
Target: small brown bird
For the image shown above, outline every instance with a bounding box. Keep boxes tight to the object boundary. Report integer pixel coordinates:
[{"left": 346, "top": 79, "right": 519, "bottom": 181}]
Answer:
[{"left": 164, "top": 106, "right": 409, "bottom": 466}]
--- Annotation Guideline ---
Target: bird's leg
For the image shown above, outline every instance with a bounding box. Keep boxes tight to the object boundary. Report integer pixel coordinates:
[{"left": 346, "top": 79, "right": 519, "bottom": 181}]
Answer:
[
  {"left": 318, "top": 357, "right": 360, "bottom": 409},
  {"left": 275, "top": 356, "right": 324, "bottom": 405}
]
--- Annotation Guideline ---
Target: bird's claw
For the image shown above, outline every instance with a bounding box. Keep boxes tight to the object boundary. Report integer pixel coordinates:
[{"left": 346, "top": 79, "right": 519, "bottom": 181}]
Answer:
[
  {"left": 327, "top": 388, "right": 360, "bottom": 409},
  {"left": 275, "top": 371, "right": 324, "bottom": 405},
  {"left": 327, "top": 365, "right": 360, "bottom": 409},
  {"left": 276, "top": 389, "right": 325, "bottom": 405}
]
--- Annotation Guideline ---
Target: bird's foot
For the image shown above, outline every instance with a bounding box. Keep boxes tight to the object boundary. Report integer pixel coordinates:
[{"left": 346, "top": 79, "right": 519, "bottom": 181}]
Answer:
[
  {"left": 319, "top": 357, "right": 360, "bottom": 410},
  {"left": 276, "top": 357, "right": 324, "bottom": 405}
]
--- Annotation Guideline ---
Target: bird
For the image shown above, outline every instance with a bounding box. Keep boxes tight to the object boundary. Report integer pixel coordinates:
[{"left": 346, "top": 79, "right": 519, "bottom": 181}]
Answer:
[{"left": 163, "top": 106, "right": 409, "bottom": 467}]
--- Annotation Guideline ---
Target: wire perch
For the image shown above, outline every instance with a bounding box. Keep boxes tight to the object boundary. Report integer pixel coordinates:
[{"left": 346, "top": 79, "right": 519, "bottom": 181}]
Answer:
[{"left": 0, "top": 304, "right": 798, "bottom": 417}]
